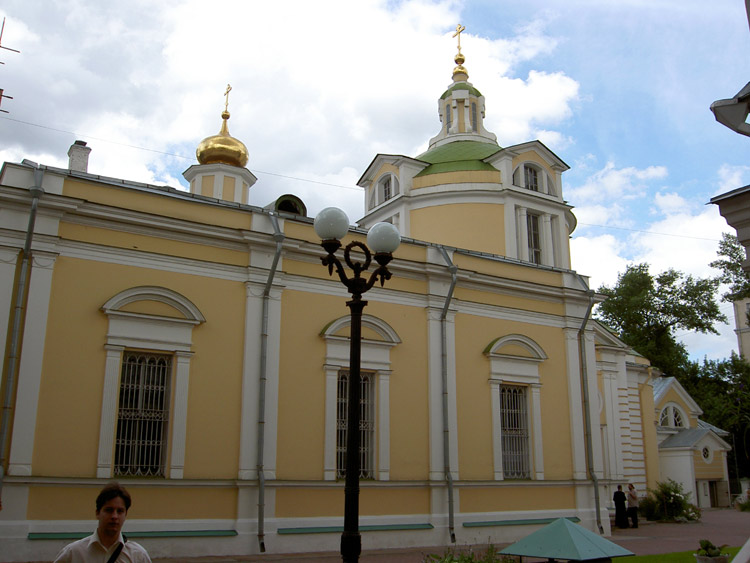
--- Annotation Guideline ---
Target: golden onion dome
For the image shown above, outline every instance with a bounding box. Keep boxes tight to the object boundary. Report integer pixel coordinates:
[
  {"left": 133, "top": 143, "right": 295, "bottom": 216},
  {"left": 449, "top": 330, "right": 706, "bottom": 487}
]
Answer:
[{"left": 196, "top": 110, "right": 249, "bottom": 168}]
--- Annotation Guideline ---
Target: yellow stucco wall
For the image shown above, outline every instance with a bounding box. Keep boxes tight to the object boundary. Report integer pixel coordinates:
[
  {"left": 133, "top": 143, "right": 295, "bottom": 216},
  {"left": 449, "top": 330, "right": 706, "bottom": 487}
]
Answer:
[
  {"left": 223, "top": 175, "right": 236, "bottom": 202},
  {"left": 32, "top": 256, "right": 245, "bottom": 479},
  {"left": 452, "top": 253, "right": 562, "bottom": 288},
  {"left": 454, "top": 314, "right": 571, "bottom": 480},
  {"left": 201, "top": 175, "right": 215, "bottom": 198},
  {"left": 412, "top": 170, "right": 501, "bottom": 189},
  {"left": 26, "top": 486, "right": 236, "bottom": 520},
  {"left": 694, "top": 451, "right": 727, "bottom": 480},
  {"left": 274, "top": 290, "right": 430, "bottom": 481},
  {"left": 275, "top": 486, "right": 430, "bottom": 518},
  {"left": 460, "top": 485, "right": 574, "bottom": 513},
  {"left": 512, "top": 152, "right": 552, "bottom": 172},
  {"left": 410, "top": 203, "right": 505, "bottom": 255},
  {"left": 62, "top": 177, "right": 252, "bottom": 230},
  {"left": 58, "top": 223, "right": 248, "bottom": 267}
]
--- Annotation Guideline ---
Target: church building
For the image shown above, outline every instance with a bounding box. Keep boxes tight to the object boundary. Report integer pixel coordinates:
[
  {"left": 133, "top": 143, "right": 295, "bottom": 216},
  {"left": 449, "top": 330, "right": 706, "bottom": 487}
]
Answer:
[{"left": 0, "top": 29, "right": 710, "bottom": 561}]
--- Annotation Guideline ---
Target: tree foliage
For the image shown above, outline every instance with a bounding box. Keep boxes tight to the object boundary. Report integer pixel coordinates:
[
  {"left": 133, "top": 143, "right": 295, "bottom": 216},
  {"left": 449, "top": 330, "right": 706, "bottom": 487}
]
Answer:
[
  {"left": 596, "top": 263, "right": 727, "bottom": 376},
  {"left": 710, "top": 232, "right": 750, "bottom": 303},
  {"left": 681, "top": 354, "right": 750, "bottom": 479}
]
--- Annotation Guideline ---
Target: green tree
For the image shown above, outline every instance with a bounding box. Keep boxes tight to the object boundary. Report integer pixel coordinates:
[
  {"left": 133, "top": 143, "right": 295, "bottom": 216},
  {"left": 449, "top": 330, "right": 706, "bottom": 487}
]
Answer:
[
  {"left": 681, "top": 354, "right": 750, "bottom": 479},
  {"left": 596, "top": 263, "right": 727, "bottom": 376},
  {"left": 710, "top": 232, "right": 750, "bottom": 303}
]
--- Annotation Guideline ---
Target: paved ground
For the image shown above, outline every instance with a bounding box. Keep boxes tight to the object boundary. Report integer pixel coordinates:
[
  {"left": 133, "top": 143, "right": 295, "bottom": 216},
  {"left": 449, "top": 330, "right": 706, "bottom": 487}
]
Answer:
[{"left": 150, "top": 508, "right": 750, "bottom": 562}]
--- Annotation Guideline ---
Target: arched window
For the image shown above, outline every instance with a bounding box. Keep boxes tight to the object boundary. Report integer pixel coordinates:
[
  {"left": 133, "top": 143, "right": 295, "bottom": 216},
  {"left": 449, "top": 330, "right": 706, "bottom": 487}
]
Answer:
[
  {"left": 485, "top": 334, "right": 547, "bottom": 480},
  {"left": 659, "top": 404, "right": 686, "bottom": 429},
  {"left": 322, "top": 315, "right": 400, "bottom": 480},
  {"left": 99, "top": 286, "right": 205, "bottom": 479},
  {"left": 371, "top": 173, "right": 399, "bottom": 209}
]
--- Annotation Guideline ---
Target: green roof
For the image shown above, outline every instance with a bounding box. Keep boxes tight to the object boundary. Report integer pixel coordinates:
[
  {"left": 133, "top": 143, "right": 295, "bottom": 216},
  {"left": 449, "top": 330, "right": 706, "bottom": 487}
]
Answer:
[
  {"left": 415, "top": 140, "right": 501, "bottom": 177},
  {"left": 500, "top": 518, "right": 634, "bottom": 560},
  {"left": 440, "top": 82, "right": 482, "bottom": 100}
]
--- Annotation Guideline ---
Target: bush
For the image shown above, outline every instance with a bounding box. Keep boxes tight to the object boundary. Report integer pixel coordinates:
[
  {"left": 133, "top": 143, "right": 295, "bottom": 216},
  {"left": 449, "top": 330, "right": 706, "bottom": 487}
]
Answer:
[
  {"left": 643, "top": 479, "right": 700, "bottom": 522},
  {"left": 639, "top": 494, "right": 658, "bottom": 521},
  {"left": 736, "top": 497, "right": 750, "bottom": 512}
]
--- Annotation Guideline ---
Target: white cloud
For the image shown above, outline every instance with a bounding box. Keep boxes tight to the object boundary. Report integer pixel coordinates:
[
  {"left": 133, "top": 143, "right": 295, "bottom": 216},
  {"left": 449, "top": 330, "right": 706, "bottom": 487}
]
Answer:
[
  {"left": 715, "top": 164, "right": 750, "bottom": 195},
  {"left": 567, "top": 162, "right": 668, "bottom": 204}
]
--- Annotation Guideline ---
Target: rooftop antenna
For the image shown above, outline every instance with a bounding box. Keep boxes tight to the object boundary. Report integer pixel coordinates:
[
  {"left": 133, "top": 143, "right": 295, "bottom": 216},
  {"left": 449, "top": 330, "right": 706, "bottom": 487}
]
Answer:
[{"left": 0, "top": 17, "right": 20, "bottom": 114}]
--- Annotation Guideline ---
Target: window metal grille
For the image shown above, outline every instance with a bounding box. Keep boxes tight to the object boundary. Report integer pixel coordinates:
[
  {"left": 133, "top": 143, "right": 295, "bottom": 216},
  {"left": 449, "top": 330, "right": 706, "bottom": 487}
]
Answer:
[
  {"left": 527, "top": 214, "right": 542, "bottom": 265},
  {"left": 524, "top": 165, "right": 539, "bottom": 191},
  {"left": 336, "top": 370, "right": 374, "bottom": 479},
  {"left": 500, "top": 384, "right": 530, "bottom": 479},
  {"left": 115, "top": 352, "right": 171, "bottom": 477}
]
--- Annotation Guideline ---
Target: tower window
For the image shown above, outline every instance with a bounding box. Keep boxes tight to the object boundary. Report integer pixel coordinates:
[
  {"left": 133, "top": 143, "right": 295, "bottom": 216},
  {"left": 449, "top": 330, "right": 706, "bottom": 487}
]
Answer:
[
  {"left": 524, "top": 166, "right": 539, "bottom": 191},
  {"left": 527, "top": 214, "right": 541, "bottom": 265},
  {"left": 471, "top": 102, "right": 478, "bottom": 132},
  {"left": 446, "top": 103, "right": 452, "bottom": 132}
]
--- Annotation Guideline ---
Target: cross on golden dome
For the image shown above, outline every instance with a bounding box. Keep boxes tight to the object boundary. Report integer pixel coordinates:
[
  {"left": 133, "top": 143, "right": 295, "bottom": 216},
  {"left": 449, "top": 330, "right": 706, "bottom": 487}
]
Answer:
[
  {"left": 195, "top": 84, "right": 249, "bottom": 168},
  {"left": 452, "top": 24, "right": 468, "bottom": 80}
]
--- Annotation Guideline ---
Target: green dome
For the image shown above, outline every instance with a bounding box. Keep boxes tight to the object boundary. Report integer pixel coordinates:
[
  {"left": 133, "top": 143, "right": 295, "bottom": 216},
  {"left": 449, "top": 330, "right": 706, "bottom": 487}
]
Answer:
[
  {"left": 440, "top": 82, "right": 482, "bottom": 100},
  {"left": 415, "top": 140, "right": 501, "bottom": 177}
]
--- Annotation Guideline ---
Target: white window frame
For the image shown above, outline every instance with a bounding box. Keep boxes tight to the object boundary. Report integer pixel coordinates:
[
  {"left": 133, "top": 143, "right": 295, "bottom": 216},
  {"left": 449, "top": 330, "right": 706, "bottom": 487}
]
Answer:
[
  {"left": 114, "top": 351, "right": 173, "bottom": 477},
  {"left": 658, "top": 403, "right": 687, "bottom": 429},
  {"left": 527, "top": 213, "right": 542, "bottom": 265},
  {"left": 486, "top": 334, "right": 546, "bottom": 480},
  {"left": 322, "top": 314, "right": 400, "bottom": 481},
  {"left": 98, "top": 286, "right": 204, "bottom": 479}
]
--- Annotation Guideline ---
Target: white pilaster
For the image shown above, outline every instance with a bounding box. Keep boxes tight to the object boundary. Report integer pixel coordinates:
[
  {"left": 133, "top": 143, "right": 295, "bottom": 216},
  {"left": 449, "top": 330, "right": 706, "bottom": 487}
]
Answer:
[
  {"left": 237, "top": 278, "right": 283, "bottom": 481},
  {"left": 516, "top": 206, "right": 529, "bottom": 262},
  {"left": 564, "top": 328, "right": 587, "bottom": 480},
  {"left": 530, "top": 382, "right": 544, "bottom": 480},
  {"left": 169, "top": 351, "right": 193, "bottom": 479},
  {"left": 97, "top": 345, "right": 124, "bottom": 478},
  {"left": 427, "top": 305, "right": 458, "bottom": 481},
  {"left": 489, "top": 380, "right": 504, "bottom": 480},
  {"left": 238, "top": 281, "right": 264, "bottom": 481},
  {"left": 583, "top": 329, "right": 604, "bottom": 477},
  {"left": 377, "top": 370, "right": 391, "bottom": 480},
  {"left": 541, "top": 213, "right": 554, "bottom": 266},
  {"left": 0, "top": 248, "right": 18, "bottom": 367},
  {"left": 8, "top": 252, "right": 57, "bottom": 476},
  {"left": 323, "top": 365, "right": 339, "bottom": 481},
  {"left": 602, "top": 368, "right": 625, "bottom": 481}
]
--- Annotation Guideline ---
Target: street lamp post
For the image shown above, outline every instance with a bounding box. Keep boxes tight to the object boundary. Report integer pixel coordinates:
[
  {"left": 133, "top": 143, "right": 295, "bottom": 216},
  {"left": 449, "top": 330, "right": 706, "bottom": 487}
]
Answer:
[{"left": 313, "top": 207, "right": 400, "bottom": 563}]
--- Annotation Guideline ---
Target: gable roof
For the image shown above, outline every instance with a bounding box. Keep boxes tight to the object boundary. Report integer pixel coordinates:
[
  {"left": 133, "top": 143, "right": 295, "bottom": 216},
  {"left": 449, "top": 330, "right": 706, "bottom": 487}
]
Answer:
[
  {"left": 653, "top": 376, "right": 702, "bottom": 415},
  {"left": 698, "top": 418, "right": 730, "bottom": 437},
  {"left": 659, "top": 427, "right": 731, "bottom": 450}
]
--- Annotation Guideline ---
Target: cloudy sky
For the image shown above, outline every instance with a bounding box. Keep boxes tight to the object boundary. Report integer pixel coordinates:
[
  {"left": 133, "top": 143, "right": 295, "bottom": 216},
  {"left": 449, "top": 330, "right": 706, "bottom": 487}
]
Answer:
[{"left": 1, "top": 0, "right": 749, "bottom": 361}]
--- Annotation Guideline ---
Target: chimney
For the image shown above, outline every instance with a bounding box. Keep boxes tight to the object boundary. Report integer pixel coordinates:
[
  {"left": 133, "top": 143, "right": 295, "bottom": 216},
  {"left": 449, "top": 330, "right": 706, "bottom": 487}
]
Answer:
[{"left": 67, "top": 140, "right": 91, "bottom": 172}]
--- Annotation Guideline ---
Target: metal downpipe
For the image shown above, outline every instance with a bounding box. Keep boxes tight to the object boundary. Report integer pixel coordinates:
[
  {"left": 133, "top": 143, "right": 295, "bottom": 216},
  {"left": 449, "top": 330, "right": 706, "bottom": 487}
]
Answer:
[
  {"left": 0, "top": 164, "right": 44, "bottom": 499},
  {"left": 256, "top": 213, "right": 284, "bottom": 553},
  {"left": 438, "top": 247, "right": 458, "bottom": 544},
  {"left": 577, "top": 288, "right": 603, "bottom": 534}
]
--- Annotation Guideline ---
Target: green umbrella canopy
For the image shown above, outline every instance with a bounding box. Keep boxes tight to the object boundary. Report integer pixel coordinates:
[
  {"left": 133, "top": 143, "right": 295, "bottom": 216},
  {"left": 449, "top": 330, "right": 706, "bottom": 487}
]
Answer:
[{"left": 500, "top": 518, "right": 634, "bottom": 561}]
